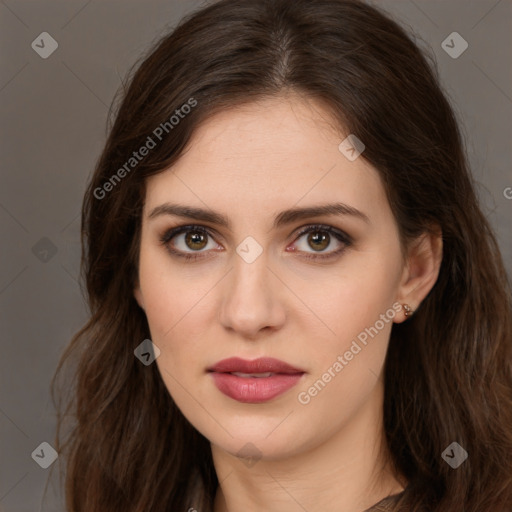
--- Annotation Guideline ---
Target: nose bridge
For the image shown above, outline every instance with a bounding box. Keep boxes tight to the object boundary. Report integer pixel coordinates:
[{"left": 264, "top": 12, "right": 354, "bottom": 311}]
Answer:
[{"left": 219, "top": 242, "right": 286, "bottom": 336}]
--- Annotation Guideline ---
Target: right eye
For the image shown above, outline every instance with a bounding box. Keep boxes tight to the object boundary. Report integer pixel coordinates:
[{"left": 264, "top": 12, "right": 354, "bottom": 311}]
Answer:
[{"left": 159, "top": 225, "right": 221, "bottom": 261}]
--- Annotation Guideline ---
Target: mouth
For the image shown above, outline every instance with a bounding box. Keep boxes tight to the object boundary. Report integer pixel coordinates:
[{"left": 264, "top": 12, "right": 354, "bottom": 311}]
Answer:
[{"left": 207, "top": 357, "right": 305, "bottom": 403}]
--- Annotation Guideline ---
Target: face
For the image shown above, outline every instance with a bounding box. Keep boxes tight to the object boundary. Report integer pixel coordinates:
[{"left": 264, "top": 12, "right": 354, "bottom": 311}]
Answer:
[{"left": 135, "top": 94, "right": 409, "bottom": 462}]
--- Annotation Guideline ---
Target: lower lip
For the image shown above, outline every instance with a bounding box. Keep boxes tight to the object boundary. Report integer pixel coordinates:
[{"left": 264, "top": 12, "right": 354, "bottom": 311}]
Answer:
[{"left": 209, "top": 372, "right": 304, "bottom": 403}]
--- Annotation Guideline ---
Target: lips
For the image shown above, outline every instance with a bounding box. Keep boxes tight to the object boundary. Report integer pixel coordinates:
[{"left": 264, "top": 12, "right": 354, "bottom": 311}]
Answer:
[
  {"left": 208, "top": 357, "right": 305, "bottom": 403},
  {"left": 208, "top": 357, "right": 304, "bottom": 374}
]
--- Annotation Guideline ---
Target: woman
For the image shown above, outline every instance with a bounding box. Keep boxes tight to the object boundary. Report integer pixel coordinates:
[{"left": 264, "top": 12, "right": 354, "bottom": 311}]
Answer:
[{"left": 51, "top": 0, "right": 512, "bottom": 510}]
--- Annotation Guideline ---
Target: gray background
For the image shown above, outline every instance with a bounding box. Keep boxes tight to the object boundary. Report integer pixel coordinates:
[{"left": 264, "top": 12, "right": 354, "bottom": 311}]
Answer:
[{"left": 0, "top": 1, "right": 510, "bottom": 511}]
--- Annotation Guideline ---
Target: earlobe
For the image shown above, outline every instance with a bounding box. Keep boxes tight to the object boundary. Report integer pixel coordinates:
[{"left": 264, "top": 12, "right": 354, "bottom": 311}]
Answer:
[
  {"left": 134, "top": 285, "right": 145, "bottom": 311},
  {"left": 395, "top": 228, "right": 443, "bottom": 323},
  {"left": 402, "top": 303, "right": 414, "bottom": 318}
]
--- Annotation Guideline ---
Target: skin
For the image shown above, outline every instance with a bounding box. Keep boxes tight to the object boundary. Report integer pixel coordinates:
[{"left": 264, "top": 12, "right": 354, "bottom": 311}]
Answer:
[{"left": 134, "top": 93, "right": 443, "bottom": 512}]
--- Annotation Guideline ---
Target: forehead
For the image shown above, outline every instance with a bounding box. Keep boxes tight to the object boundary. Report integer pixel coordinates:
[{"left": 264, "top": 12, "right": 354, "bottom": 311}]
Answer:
[{"left": 144, "top": 95, "right": 389, "bottom": 228}]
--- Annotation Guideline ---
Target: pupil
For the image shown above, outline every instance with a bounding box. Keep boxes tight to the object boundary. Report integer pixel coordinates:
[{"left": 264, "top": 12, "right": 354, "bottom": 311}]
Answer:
[
  {"left": 309, "top": 231, "right": 329, "bottom": 251},
  {"left": 186, "top": 232, "right": 206, "bottom": 250}
]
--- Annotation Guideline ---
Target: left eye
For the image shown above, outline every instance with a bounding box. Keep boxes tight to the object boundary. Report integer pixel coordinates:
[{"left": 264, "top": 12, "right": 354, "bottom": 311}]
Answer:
[
  {"left": 159, "top": 224, "right": 352, "bottom": 261},
  {"left": 292, "top": 226, "right": 350, "bottom": 255},
  {"left": 290, "top": 225, "right": 352, "bottom": 259}
]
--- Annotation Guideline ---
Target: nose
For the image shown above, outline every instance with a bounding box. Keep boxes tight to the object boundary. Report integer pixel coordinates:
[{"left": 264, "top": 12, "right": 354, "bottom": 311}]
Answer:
[{"left": 219, "top": 250, "right": 287, "bottom": 340}]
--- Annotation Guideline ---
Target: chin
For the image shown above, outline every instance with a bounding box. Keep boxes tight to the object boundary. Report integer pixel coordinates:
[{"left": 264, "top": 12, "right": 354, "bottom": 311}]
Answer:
[{"left": 205, "top": 418, "right": 316, "bottom": 461}]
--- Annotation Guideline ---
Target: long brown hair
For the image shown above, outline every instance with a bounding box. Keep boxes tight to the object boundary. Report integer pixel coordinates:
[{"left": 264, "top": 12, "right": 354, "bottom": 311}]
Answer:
[{"left": 51, "top": 0, "right": 512, "bottom": 510}]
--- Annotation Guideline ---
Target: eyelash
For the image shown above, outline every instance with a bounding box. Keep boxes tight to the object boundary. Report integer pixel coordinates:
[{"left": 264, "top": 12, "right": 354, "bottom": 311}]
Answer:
[{"left": 158, "top": 224, "right": 353, "bottom": 262}]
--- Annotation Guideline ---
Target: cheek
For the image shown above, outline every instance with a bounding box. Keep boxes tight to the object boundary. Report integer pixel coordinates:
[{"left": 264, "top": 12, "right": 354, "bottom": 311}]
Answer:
[
  {"left": 290, "top": 254, "right": 400, "bottom": 345},
  {"left": 290, "top": 252, "right": 400, "bottom": 401},
  {"left": 142, "top": 283, "right": 210, "bottom": 370},
  {"left": 294, "top": 276, "right": 395, "bottom": 427},
  {"left": 138, "top": 245, "right": 208, "bottom": 335},
  {"left": 138, "top": 253, "right": 220, "bottom": 387}
]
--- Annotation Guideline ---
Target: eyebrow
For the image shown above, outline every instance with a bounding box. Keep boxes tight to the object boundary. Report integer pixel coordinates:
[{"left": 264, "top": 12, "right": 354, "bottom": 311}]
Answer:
[{"left": 148, "top": 201, "right": 370, "bottom": 229}]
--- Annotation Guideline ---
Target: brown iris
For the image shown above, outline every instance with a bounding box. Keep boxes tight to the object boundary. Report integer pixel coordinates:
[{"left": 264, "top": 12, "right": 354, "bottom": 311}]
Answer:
[
  {"left": 308, "top": 231, "right": 330, "bottom": 251},
  {"left": 185, "top": 231, "right": 208, "bottom": 250}
]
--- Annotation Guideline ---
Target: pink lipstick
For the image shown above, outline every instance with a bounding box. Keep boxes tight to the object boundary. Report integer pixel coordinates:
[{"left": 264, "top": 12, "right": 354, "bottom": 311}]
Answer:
[{"left": 208, "top": 357, "right": 305, "bottom": 403}]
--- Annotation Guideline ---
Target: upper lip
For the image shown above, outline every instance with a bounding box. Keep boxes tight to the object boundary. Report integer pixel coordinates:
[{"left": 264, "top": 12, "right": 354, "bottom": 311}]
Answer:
[{"left": 208, "top": 357, "right": 305, "bottom": 374}]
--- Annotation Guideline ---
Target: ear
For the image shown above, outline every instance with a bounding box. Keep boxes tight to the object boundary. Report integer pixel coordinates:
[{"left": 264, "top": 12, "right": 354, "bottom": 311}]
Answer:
[
  {"left": 134, "top": 280, "right": 145, "bottom": 311},
  {"left": 394, "top": 227, "right": 443, "bottom": 323}
]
